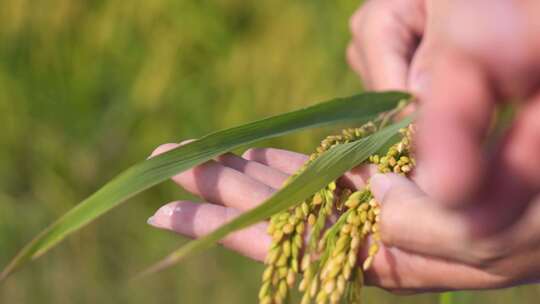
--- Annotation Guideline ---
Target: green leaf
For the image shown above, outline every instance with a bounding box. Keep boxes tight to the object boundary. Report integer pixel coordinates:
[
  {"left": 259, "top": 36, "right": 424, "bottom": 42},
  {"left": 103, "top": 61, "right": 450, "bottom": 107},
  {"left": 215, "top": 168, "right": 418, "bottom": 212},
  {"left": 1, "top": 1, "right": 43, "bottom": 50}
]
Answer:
[
  {"left": 1, "top": 91, "right": 410, "bottom": 281},
  {"left": 138, "top": 116, "right": 413, "bottom": 278}
]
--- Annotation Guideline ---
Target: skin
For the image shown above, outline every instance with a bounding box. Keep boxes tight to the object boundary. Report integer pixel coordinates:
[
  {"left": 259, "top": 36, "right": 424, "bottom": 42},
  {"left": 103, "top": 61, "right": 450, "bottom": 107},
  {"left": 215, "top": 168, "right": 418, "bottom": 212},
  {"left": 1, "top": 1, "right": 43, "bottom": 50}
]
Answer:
[
  {"left": 148, "top": 0, "right": 540, "bottom": 293},
  {"left": 147, "top": 144, "right": 537, "bottom": 292},
  {"left": 347, "top": 0, "right": 540, "bottom": 210}
]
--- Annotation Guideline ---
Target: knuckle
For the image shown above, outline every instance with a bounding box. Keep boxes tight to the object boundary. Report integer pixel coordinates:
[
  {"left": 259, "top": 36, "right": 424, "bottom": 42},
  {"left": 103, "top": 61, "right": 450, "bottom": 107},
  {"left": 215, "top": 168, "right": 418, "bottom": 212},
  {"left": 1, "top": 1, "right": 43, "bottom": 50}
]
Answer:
[
  {"left": 349, "top": 0, "right": 383, "bottom": 35},
  {"left": 349, "top": 6, "right": 366, "bottom": 35},
  {"left": 364, "top": 7, "right": 398, "bottom": 40},
  {"left": 350, "top": 2, "right": 396, "bottom": 36}
]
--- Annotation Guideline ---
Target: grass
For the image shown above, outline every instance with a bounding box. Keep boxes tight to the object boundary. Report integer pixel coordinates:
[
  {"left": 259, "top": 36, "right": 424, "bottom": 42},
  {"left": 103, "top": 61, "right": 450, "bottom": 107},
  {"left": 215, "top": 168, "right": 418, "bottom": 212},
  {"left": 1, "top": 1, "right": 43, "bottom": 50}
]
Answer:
[{"left": 0, "top": 0, "right": 538, "bottom": 303}]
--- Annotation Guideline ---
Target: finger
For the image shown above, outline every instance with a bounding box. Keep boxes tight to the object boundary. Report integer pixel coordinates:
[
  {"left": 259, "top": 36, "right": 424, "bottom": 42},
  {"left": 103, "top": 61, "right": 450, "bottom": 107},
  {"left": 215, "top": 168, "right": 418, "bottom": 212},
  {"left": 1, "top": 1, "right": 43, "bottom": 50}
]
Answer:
[
  {"left": 147, "top": 193, "right": 512, "bottom": 290},
  {"left": 149, "top": 140, "right": 195, "bottom": 158},
  {"left": 216, "top": 153, "right": 289, "bottom": 189},
  {"left": 365, "top": 244, "right": 508, "bottom": 291},
  {"left": 146, "top": 200, "right": 508, "bottom": 291},
  {"left": 340, "top": 164, "right": 378, "bottom": 190},
  {"left": 151, "top": 140, "right": 290, "bottom": 189},
  {"left": 371, "top": 172, "right": 540, "bottom": 286},
  {"left": 370, "top": 173, "right": 492, "bottom": 265},
  {"left": 506, "top": 92, "right": 540, "bottom": 188},
  {"left": 416, "top": 53, "right": 495, "bottom": 206},
  {"left": 349, "top": 0, "right": 425, "bottom": 91},
  {"left": 408, "top": 34, "right": 435, "bottom": 96},
  {"left": 149, "top": 142, "right": 183, "bottom": 158},
  {"left": 368, "top": 191, "right": 540, "bottom": 291},
  {"left": 243, "top": 147, "right": 376, "bottom": 190},
  {"left": 371, "top": 173, "right": 457, "bottom": 260},
  {"left": 242, "top": 148, "right": 308, "bottom": 175},
  {"left": 346, "top": 43, "right": 370, "bottom": 87},
  {"left": 148, "top": 201, "right": 270, "bottom": 262},
  {"left": 151, "top": 143, "right": 276, "bottom": 210},
  {"left": 469, "top": 93, "right": 540, "bottom": 235},
  {"left": 496, "top": 92, "right": 540, "bottom": 197},
  {"left": 494, "top": 192, "right": 540, "bottom": 281}
]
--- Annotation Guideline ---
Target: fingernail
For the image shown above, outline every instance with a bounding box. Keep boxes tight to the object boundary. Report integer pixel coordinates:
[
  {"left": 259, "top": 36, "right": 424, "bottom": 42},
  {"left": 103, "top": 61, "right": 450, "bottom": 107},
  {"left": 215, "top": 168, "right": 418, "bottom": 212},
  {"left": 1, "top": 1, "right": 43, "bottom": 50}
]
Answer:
[
  {"left": 147, "top": 143, "right": 180, "bottom": 160},
  {"left": 159, "top": 204, "right": 175, "bottom": 217},
  {"left": 147, "top": 204, "right": 178, "bottom": 228},
  {"left": 370, "top": 174, "right": 392, "bottom": 202}
]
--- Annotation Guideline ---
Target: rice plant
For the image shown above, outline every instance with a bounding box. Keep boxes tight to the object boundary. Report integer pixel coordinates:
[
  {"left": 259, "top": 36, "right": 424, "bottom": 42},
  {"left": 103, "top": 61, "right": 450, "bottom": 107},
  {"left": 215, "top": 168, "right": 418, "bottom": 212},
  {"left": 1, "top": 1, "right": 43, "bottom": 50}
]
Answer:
[{"left": 1, "top": 91, "right": 414, "bottom": 304}]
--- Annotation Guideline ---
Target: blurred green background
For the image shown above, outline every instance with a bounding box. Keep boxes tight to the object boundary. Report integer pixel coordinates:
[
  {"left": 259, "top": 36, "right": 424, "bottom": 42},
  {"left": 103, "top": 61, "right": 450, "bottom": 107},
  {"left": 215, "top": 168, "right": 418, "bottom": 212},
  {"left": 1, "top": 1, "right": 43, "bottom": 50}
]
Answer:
[{"left": 0, "top": 0, "right": 538, "bottom": 303}]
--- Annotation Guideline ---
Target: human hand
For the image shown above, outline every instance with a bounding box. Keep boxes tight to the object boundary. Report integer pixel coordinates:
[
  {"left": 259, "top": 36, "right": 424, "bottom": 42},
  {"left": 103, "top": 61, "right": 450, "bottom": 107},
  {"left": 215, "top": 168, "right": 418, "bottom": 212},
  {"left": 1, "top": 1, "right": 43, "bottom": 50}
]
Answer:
[
  {"left": 146, "top": 143, "right": 515, "bottom": 292},
  {"left": 369, "top": 172, "right": 540, "bottom": 289},
  {"left": 348, "top": 0, "right": 540, "bottom": 215},
  {"left": 146, "top": 143, "right": 375, "bottom": 265}
]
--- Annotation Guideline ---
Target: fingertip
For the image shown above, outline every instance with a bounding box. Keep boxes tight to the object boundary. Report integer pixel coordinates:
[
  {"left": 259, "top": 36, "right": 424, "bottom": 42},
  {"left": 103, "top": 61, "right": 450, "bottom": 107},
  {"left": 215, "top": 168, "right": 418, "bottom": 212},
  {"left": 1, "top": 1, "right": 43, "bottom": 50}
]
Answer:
[
  {"left": 371, "top": 173, "right": 421, "bottom": 204},
  {"left": 148, "top": 140, "right": 196, "bottom": 159},
  {"left": 372, "top": 173, "right": 426, "bottom": 247},
  {"left": 241, "top": 148, "right": 255, "bottom": 160},
  {"left": 339, "top": 163, "right": 378, "bottom": 190},
  {"left": 370, "top": 174, "right": 391, "bottom": 202},
  {"left": 149, "top": 143, "right": 179, "bottom": 159},
  {"left": 147, "top": 201, "right": 185, "bottom": 229},
  {"left": 148, "top": 201, "right": 270, "bottom": 261}
]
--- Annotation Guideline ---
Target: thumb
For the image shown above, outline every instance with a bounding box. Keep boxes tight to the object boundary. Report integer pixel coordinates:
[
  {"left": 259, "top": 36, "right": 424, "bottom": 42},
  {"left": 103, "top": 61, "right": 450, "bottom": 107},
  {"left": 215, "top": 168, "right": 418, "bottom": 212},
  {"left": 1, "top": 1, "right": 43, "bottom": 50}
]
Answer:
[
  {"left": 371, "top": 173, "right": 425, "bottom": 205},
  {"left": 370, "top": 173, "right": 471, "bottom": 262}
]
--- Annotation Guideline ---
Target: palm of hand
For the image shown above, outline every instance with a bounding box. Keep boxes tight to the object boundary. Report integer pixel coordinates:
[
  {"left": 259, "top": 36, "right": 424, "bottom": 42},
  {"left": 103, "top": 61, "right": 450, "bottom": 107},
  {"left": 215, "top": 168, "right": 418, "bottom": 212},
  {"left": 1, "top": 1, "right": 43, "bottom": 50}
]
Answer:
[{"left": 147, "top": 143, "right": 540, "bottom": 292}]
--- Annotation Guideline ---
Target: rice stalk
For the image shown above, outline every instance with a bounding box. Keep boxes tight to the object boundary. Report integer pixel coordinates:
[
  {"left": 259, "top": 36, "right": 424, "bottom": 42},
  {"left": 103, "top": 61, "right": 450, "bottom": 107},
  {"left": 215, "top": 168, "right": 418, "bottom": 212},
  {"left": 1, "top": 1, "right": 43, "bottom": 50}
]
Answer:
[{"left": 259, "top": 109, "right": 415, "bottom": 304}]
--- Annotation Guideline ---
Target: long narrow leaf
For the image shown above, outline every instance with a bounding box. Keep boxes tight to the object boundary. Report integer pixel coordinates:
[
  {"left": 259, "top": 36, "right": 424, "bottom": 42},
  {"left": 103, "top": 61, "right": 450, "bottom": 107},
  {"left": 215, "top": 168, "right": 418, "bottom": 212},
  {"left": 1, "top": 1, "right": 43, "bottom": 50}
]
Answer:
[
  {"left": 139, "top": 116, "right": 413, "bottom": 278},
  {"left": 1, "top": 91, "right": 409, "bottom": 281}
]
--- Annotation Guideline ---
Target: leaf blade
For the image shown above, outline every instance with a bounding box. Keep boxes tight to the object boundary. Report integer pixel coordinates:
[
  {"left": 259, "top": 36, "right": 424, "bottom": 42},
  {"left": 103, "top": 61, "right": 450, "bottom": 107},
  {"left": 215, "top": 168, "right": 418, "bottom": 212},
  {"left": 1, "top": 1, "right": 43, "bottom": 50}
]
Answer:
[
  {"left": 1, "top": 91, "right": 410, "bottom": 281},
  {"left": 138, "top": 116, "right": 413, "bottom": 278}
]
